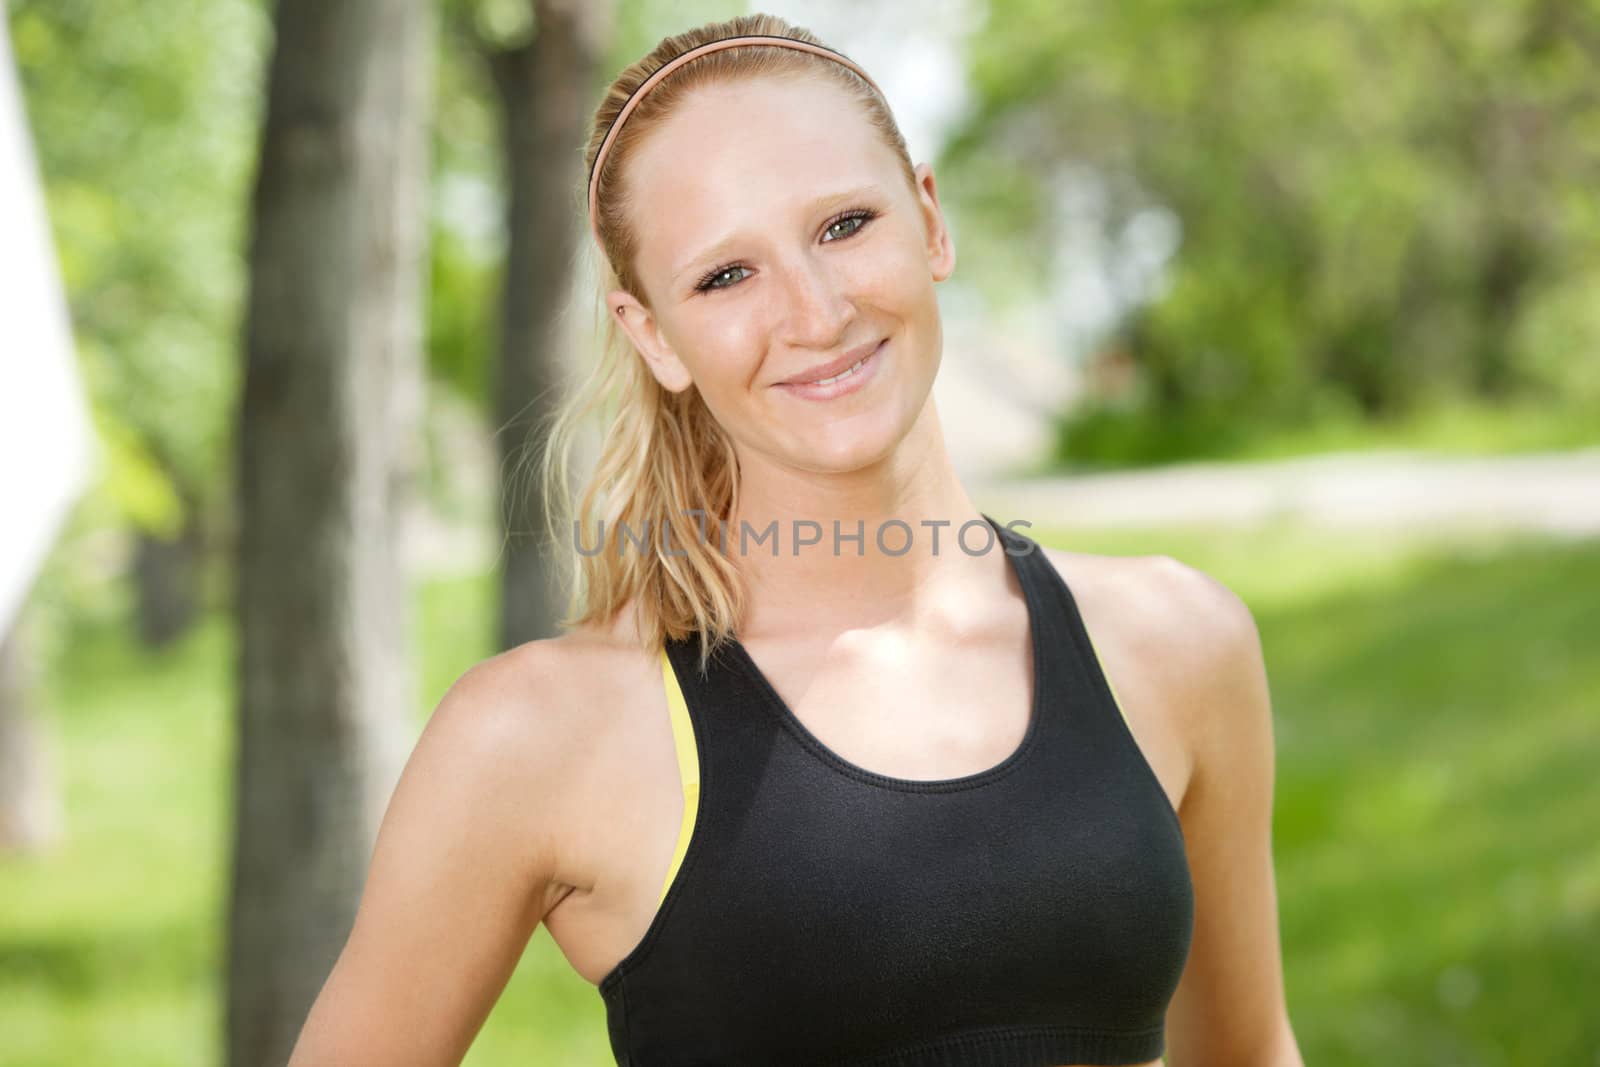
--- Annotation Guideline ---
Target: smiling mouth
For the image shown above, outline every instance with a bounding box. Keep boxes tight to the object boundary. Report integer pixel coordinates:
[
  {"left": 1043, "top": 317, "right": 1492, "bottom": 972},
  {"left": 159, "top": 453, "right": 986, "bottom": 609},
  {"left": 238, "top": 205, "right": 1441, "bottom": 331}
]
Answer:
[
  {"left": 780, "top": 337, "right": 887, "bottom": 388},
  {"left": 809, "top": 352, "right": 874, "bottom": 386}
]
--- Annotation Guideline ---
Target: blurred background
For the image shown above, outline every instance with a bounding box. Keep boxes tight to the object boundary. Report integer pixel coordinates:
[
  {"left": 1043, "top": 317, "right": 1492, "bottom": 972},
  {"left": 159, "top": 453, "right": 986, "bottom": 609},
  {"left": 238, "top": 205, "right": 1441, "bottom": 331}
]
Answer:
[{"left": 1, "top": 0, "right": 1596, "bottom": 1064}]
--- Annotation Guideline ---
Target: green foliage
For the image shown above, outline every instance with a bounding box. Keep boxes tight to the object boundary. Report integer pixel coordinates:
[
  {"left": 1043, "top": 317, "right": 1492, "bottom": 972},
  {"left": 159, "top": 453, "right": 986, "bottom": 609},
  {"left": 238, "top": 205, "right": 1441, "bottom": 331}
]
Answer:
[
  {"left": 426, "top": 203, "right": 498, "bottom": 403},
  {"left": 1052, "top": 403, "right": 1256, "bottom": 470},
  {"left": 1050, "top": 392, "right": 1600, "bottom": 471},
  {"left": 8, "top": 0, "right": 266, "bottom": 531},
  {"left": 424, "top": 0, "right": 746, "bottom": 416},
  {"left": 429, "top": 0, "right": 504, "bottom": 410},
  {"left": 944, "top": 0, "right": 1600, "bottom": 464},
  {"left": 91, "top": 409, "right": 185, "bottom": 537}
]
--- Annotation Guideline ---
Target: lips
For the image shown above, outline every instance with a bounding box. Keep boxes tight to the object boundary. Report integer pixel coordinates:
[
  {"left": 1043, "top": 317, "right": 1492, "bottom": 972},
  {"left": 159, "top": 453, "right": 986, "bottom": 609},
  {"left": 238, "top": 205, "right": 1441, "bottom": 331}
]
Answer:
[
  {"left": 773, "top": 338, "right": 886, "bottom": 401},
  {"left": 780, "top": 338, "right": 886, "bottom": 386}
]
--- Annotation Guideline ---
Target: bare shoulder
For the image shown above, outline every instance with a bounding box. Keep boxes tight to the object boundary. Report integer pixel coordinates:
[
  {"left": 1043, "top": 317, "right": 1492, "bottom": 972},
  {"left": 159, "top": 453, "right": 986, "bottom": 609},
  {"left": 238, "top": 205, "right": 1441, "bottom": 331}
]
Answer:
[
  {"left": 426, "top": 634, "right": 592, "bottom": 794},
  {"left": 1088, "top": 557, "right": 1300, "bottom": 1063},
  {"left": 1037, "top": 545, "right": 1254, "bottom": 646},
  {"left": 1036, "top": 545, "right": 1268, "bottom": 811},
  {"left": 287, "top": 623, "right": 658, "bottom": 1064},
  {"left": 436, "top": 625, "right": 634, "bottom": 758},
  {"left": 426, "top": 619, "right": 660, "bottom": 862}
]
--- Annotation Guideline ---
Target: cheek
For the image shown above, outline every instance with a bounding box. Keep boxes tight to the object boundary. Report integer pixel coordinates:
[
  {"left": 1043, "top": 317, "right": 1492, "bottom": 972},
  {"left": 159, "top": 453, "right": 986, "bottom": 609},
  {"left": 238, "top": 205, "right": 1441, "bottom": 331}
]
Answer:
[
  {"left": 856, "top": 233, "right": 936, "bottom": 316},
  {"left": 669, "top": 307, "right": 768, "bottom": 410},
  {"left": 669, "top": 302, "right": 751, "bottom": 363}
]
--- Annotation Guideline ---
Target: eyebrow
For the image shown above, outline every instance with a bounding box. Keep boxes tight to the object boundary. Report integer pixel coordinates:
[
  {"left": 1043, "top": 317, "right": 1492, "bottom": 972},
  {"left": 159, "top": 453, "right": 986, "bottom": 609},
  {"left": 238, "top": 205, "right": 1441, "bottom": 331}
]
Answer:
[{"left": 670, "top": 183, "right": 887, "bottom": 286}]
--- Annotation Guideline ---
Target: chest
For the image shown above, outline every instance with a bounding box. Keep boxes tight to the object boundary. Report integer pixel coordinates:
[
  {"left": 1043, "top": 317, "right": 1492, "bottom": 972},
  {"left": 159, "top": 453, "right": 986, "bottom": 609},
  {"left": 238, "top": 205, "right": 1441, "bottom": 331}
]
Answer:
[
  {"left": 589, "top": 631, "right": 1196, "bottom": 1065},
  {"left": 546, "top": 611, "right": 1192, "bottom": 983},
  {"left": 738, "top": 627, "right": 1039, "bottom": 783}
]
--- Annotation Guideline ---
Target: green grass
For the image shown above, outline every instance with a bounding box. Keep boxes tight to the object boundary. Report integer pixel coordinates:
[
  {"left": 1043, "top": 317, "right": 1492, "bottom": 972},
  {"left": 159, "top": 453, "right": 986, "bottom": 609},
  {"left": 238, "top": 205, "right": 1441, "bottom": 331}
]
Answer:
[
  {"left": 1042, "top": 395, "right": 1599, "bottom": 474},
  {"left": 1225, "top": 395, "right": 1600, "bottom": 463},
  {"left": 1054, "top": 523, "right": 1600, "bottom": 1064},
  {"left": 3, "top": 524, "right": 1597, "bottom": 1065}
]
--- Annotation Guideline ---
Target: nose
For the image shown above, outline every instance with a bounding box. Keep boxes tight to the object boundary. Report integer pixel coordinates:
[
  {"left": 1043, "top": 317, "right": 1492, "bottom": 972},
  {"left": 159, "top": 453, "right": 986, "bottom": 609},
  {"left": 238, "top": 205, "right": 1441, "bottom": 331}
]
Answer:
[{"left": 774, "top": 249, "right": 855, "bottom": 350}]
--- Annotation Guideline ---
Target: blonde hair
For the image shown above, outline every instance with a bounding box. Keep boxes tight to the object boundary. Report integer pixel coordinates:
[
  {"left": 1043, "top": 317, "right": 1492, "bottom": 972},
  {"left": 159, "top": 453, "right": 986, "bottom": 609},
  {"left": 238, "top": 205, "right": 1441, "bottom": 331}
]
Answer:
[{"left": 537, "top": 13, "right": 918, "bottom": 670}]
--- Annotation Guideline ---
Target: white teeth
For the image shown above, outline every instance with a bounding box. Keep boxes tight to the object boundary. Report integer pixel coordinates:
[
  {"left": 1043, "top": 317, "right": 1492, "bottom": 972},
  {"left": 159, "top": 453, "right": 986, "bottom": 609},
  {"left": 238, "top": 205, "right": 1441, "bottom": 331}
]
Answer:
[{"left": 810, "top": 355, "right": 868, "bottom": 387}]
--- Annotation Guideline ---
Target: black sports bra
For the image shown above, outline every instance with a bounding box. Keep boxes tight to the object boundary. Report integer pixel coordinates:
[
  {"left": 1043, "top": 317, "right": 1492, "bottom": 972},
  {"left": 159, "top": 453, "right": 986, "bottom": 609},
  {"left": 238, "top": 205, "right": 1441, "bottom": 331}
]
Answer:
[{"left": 599, "top": 517, "right": 1194, "bottom": 1065}]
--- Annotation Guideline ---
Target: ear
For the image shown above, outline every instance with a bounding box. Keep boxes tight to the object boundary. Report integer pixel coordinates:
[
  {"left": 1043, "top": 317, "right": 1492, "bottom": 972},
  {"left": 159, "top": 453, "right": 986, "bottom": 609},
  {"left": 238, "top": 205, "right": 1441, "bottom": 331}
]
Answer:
[
  {"left": 606, "top": 289, "right": 694, "bottom": 393},
  {"left": 911, "top": 162, "right": 956, "bottom": 283}
]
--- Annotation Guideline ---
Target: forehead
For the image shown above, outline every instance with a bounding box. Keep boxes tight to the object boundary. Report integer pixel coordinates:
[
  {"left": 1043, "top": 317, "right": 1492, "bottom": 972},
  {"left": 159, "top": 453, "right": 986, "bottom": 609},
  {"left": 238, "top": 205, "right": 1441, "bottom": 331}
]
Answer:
[{"left": 624, "top": 75, "right": 899, "bottom": 280}]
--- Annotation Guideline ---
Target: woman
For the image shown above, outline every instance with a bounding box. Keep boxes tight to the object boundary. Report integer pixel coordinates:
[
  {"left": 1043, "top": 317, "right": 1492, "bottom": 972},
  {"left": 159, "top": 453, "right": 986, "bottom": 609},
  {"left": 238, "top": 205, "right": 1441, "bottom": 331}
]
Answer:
[{"left": 290, "top": 13, "right": 1304, "bottom": 1067}]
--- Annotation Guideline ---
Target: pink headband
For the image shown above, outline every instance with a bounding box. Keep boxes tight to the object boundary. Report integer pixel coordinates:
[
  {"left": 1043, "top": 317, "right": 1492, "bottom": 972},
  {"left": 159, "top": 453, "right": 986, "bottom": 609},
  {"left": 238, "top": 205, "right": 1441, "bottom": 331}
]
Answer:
[{"left": 586, "top": 34, "right": 886, "bottom": 257}]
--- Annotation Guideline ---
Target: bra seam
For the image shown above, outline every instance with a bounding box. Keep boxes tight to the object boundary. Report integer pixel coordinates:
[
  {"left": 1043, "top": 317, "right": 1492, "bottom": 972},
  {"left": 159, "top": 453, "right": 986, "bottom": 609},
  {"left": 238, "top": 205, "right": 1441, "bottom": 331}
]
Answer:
[{"left": 838, "top": 1019, "right": 1165, "bottom": 1066}]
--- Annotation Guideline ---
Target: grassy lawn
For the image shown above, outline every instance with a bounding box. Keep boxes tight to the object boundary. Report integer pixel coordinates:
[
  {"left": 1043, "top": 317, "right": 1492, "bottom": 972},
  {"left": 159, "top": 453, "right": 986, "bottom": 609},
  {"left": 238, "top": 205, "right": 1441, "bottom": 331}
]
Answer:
[
  {"left": 1222, "top": 396, "right": 1600, "bottom": 463},
  {"left": 2, "top": 522, "right": 1596, "bottom": 1065},
  {"left": 1054, "top": 523, "right": 1600, "bottom": 1065},
  {"left": 1043, "top": 396, "right": 1600, "bottom": 473}
]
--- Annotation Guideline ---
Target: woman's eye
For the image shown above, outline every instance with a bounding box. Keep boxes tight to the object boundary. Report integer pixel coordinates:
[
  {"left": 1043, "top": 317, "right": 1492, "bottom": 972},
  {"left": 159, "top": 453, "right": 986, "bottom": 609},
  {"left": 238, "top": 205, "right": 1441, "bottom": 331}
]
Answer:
[
  {"left": 697, "top": 265, "right": 749, "bottom": 292},
  {"left": 695, "top": 210, "right": 876, "bottom": 293},
  {"left": 824, "top": 210, "right": 875, "bottom": 242}
]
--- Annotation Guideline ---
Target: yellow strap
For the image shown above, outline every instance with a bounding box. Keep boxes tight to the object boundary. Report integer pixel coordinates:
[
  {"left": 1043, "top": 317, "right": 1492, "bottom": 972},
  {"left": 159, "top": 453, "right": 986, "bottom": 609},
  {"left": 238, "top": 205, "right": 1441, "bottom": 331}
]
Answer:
[
  {"left": 657, "top": 648, "right": 701, "bottom": 907},
  {"left": 1083, "top": 628, "right": 1135, "bottom": 731}
]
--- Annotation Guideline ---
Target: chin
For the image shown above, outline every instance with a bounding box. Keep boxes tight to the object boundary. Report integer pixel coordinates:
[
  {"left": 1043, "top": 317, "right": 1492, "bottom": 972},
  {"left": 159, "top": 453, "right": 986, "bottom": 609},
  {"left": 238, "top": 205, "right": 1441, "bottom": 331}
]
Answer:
[
  {"left": 758, "top": 342, "right": 938, "bottom": 474},
  {"left": 791, "top": 400, "right": 922, "bottom": 475}
]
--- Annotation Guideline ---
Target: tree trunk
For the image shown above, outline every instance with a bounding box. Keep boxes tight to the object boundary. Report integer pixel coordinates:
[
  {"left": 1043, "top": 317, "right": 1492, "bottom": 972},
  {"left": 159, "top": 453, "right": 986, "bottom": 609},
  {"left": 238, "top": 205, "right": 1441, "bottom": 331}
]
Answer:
[
  {"left": 486, "top": 0, "right": 608, "bottom": 652},
  {"left": 1471, "top": 221, "right": 1537, "bottom": 400},
  {"left": 227, "top": 2, "right": 432, "bottom": 1064},
  {"left": 132, "top": 513, "right": 202, "bottom": 649},
  {"left": 0, "top": 613, "right": 62, "bottom": 854}
]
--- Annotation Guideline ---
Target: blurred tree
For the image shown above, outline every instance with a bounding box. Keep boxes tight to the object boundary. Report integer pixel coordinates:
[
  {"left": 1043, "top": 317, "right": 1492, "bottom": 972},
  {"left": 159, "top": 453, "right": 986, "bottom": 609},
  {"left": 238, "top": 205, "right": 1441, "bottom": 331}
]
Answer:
[
  {"left": 430, "top": 0, "right": 735, "bottom": 651},
  {"left": 443, "top": 0, "right": 614, "bottom": 651},
  {"left": 943, "top": 0, "right": 1600, "bottom": 464},
  {"left": 226, "top": 2, "right": 433, "bottom": 1064},
  {"left": 0, "top": 613, "right": 61, "bottom": 853}
]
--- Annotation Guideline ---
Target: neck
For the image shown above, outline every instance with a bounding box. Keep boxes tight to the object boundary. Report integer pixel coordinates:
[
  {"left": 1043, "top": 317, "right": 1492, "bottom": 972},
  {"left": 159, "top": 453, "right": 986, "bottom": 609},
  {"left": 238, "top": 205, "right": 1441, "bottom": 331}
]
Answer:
[{"left": 724, "top": 401, "right": 1007, "bottom": 641}]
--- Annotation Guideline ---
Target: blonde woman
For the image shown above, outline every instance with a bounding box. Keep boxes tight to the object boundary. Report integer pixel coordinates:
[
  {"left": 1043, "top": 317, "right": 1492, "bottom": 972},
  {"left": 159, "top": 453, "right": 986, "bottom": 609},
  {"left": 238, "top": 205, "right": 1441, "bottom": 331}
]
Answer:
[{"left": 290, "top": 13, "right": 1303, "bottom": 1067}]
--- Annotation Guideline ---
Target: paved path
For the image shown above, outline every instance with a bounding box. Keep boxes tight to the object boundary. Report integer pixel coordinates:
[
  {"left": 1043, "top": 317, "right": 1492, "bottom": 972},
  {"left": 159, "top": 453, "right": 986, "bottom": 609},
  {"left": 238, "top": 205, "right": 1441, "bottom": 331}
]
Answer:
[
  {"left": 974, "top": 447, "right": 1600, "bottom": 538},
  {"left": 406, "top": 445, "right": 1600, "bottom": 576}
]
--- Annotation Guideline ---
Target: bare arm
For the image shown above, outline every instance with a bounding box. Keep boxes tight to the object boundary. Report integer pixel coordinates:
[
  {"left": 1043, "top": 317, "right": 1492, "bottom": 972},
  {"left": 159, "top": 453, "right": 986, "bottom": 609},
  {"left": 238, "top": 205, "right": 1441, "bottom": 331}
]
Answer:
[
  {"left": 287, "top": 646, "right": 574, "bottom": 1066},
  {"left": 1158, "top": 560, "right": 1305, "bottom": 1067}
]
